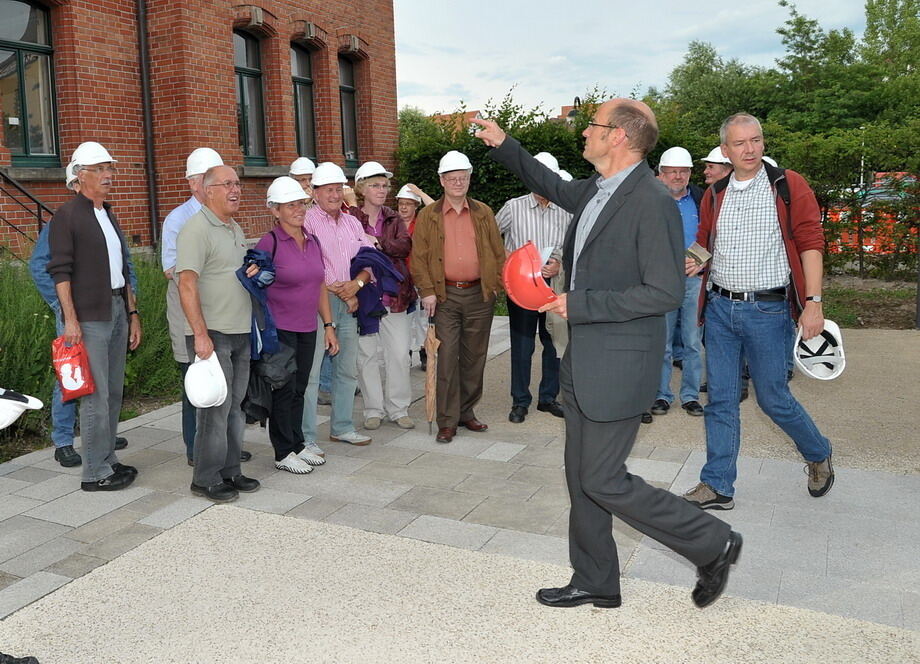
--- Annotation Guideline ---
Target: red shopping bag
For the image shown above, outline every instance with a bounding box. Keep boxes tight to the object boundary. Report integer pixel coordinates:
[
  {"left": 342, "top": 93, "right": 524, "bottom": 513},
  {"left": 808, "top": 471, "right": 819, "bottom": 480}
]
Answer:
[{"left": 51, "top": 336, "right": 95, "bottom": 400}]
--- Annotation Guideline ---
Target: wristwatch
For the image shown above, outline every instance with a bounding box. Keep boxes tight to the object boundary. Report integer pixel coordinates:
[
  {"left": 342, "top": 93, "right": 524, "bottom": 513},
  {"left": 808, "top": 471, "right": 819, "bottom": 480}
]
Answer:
[
  {"left": 805, "top": 295, "right": 823, "bottom": 303},
  {"left": 355, "top": 278, "right": 366, "bottom": 289},
  {"left": 128, "top": 309, "right": 140, "bottom": 317},
  {"left": 324, "top": 321, "right": 336, "bottom": 329}
]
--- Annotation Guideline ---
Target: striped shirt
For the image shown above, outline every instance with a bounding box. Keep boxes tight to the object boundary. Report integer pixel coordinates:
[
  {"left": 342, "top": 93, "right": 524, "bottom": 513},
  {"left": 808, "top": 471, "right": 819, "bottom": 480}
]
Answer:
[
  {"left": 711, "top": 166, "right": 790, "bottom": 292},
  {"left": 496, "top": 193, "right": 572, "bottom": 256},
  {"left": 303, "top": 205, "right": 374, "bottom": 285}
]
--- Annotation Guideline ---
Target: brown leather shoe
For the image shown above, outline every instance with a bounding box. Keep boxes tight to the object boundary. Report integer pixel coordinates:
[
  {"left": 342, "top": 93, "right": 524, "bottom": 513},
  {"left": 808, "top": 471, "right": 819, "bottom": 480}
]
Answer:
[
  {"left": 436, "top": 427, "right": 456, "bottom": 443},
  {"left": 460, "top": 418, "right": 488, "bottom": 432}
]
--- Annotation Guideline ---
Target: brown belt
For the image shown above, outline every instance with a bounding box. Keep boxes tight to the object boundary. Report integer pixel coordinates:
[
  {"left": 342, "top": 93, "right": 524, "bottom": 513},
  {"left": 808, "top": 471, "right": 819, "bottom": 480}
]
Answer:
[{"left": 445, "top": 279, "right": 480, "bottom": 289}]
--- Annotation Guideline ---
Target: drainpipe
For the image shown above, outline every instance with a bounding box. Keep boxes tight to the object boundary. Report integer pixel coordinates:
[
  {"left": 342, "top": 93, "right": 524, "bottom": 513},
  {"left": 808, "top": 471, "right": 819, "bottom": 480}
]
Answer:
[{"left": 136, "top": 0, "right": 159, "bottom": 247}]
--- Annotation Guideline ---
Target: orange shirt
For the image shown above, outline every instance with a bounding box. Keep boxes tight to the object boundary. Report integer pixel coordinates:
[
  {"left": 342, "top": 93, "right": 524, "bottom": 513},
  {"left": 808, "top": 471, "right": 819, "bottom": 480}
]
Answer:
[{"left": 442, "top": 200, "right": 480, "bottom": 281}]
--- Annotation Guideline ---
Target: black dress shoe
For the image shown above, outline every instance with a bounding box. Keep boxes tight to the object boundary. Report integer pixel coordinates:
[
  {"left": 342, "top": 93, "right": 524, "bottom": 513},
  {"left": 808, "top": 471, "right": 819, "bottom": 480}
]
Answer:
[
  {"left": 81, "top": 470, "right": 136, "bottom": 492},
  {"left": 0, "top": 652, "right": 40, "bottom": 664},
  {"left": 692, "top": 531, "right": 743, "bottom": 608},
  {"left": 240, "top": 450, "right": 252, "bottom": 462},
  {"left": 191, "top": 481, "right": 238, "bottom": 502},
  {"left": 54, "top": 445, "right": 82, "bottom": 468},
  {"left": 224, "top": 474, "right": 260, "bottom": 492},
  {"left": 508, "top": 405, "right": 528, "bottom": 423},
  {"left": 537, "top": 400, "right": 564, "bottom": 418},
  {"left": 641, "top": 411, "right": 653, "bottom": 424},
  {"left": 681, "top": 401, "right": 704, "bottom": 416},
  {"left": 112, "top": 462, "right": 138, "bottom": 477},
  {"left": 650, "top": 399, "right": 670, "bottom": 415},
  {"left": 536, "top": 584, "right": 622, "bottom": 608},
  {"left": 114, "top": 436, "right": 128, "bottom": 450}
]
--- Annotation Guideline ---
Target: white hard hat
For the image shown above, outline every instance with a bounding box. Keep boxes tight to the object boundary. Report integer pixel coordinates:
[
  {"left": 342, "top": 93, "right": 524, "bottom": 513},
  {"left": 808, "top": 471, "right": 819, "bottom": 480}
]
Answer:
[
  {"left": 701, "top": 147, "right": 731, "bottom": 164},
  {"left": 311, "top": 162, "right": 348, "bottom": 187},
  {"left": 0, "top": 388, "right": 43, "bottom": 430},
  {"left": 266, "top": 176, "right": 310, "bottom": 207},
  {"left": 659, "top": 146, "right": 693, "bottom": 169},
  {"left": 395, "top": 184, "right": 421, "bottom": 203},
  {"left": 184, "top": 353, "right": 228, "bottom": 408},
  {"left": 794, "top": 319, "right": 845, "bottom": 380},
  {"left": 186, "top": 147, "right": 224, "bottom": 178},
  {"left": 558, "top": 169, "right": 573, "bottom": 182},
  {"left": 533, "top": 152, "right": 560, "bottom": 174},
  {"left": 65, "top": 162, "right": 78, "bottom": 190},
  {"left": 71, "top": 141, "right": 116, "bottom": 166},
  {"left": 763, "top": 156, "right": 778, "bottom": 167},
  {"left": 438, "top": 150, "right": 473, "bottom": 174},
  {"left": 290, "top": 157, "right": 316, "bottom": 176},
  {"left": 354, "top": 161, "right": 393, "bottom": 182}
]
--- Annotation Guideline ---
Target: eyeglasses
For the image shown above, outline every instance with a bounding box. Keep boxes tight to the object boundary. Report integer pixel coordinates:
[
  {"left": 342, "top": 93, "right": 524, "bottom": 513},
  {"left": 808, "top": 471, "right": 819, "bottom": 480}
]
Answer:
[
  {"left": 441, "top": 175, "right": 469, "bottom": 185},
  {"left": 588, "top": 121, "right": 622, "bottom": 132},
  {"left": 83, "top": 165, "right": 117, "bottom": 175},
  {"left": 208, "top": 180, "right": 243, "bottom": 191},
  {"left": 366, "top": 183, "right": 390, "bottom": 191}
]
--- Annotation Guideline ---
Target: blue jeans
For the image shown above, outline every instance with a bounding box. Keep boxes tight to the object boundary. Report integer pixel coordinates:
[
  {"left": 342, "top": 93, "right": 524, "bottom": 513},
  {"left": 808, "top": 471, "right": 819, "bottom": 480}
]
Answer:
[
  {"left": 700, "top": 291, "right": 831, "bottom": 496},
  {"left": 302, "top": 296, "right": 359, "bottom": 440},
  {"left": 508, "top": 298, "right": 559, "bottom": 407},
  {"left": 319, "top": 351, "right": 333, "bottom": 393},
  {"left": 51, "top": 307, "right": 77, "bottom": 449},
  {"left": 657, "top": 276, "right": 702, "bottom": 405},
  {"left": 179, "top": 362, "right": 197, "bottom": 461}
]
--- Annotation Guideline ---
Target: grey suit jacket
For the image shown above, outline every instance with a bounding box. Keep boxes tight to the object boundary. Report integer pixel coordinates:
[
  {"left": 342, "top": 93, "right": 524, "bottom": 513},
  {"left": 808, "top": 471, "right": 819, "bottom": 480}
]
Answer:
[{"left": 491, "top": 137, "right": 685, "bottom": 421}]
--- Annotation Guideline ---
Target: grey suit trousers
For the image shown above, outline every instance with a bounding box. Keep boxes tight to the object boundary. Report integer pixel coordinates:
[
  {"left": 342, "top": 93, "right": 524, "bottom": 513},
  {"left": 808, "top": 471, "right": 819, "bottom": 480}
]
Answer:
[{"left": 561, "top": 351, "right": 731, "bottom": 595}]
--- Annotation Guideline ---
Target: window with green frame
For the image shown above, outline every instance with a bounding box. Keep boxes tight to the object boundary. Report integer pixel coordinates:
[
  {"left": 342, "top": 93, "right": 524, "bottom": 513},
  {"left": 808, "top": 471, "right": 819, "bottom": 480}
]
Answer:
[
  {"left": 291, "top": 44, "right": 316, "bottom": 161},
  {"left": 338, "top": 56, "right": 358, "bottom": 167},
  {"left": 234, "top": 30, "right": 266, "bottom": 166},
  {"left": 0, "top": 0, "right": 58, "bottom": 167}
]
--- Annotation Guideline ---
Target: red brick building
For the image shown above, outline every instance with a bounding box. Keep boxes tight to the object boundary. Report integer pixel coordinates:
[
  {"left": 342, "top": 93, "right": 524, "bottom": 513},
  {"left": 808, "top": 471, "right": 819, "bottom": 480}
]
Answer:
[{"left": 0, "top": 0, "right": 398, "bottom": 259}]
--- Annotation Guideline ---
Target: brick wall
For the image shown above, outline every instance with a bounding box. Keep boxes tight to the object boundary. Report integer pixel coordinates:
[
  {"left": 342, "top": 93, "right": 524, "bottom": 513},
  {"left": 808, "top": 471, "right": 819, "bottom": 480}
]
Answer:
[{"left": 0, "top": 0, "right": 398, "bottom": 257}]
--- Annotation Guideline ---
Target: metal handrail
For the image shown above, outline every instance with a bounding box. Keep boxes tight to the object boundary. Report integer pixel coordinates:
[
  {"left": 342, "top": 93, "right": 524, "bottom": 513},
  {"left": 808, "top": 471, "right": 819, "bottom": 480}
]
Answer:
[{"left": 0, "top": 168, "right": 55, "bottom": 242}]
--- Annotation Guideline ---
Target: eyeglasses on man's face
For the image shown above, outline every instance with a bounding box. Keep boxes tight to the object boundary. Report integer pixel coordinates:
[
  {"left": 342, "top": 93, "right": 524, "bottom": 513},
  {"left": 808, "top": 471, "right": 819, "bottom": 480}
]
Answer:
[
  {"left": 366, "top": 183, "right": 390, "bottom": 191},
  {"left": 208, "top": 180, "right": 243, "bottom": 191},
  {"left": 441, "top": 175, "right": 469, "bottom": 185},
  {"left": 83, "top": 165, "right": 117, "bottom": 175}
]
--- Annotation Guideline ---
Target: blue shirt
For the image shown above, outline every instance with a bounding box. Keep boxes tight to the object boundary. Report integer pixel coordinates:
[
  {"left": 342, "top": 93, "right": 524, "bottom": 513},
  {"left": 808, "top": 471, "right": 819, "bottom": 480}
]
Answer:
[
  {"left": 161, "top": 196, "right": 202, "bottom": 272},
  {"left": 675, "top": 189, "right": 700, "bottom": 250}
]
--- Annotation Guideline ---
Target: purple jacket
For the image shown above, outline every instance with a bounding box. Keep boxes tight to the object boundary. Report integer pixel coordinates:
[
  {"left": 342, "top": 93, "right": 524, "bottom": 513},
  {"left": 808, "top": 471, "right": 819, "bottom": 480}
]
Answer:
[{"left": 349, "top": 205, "right": 416, "bottom": 312}]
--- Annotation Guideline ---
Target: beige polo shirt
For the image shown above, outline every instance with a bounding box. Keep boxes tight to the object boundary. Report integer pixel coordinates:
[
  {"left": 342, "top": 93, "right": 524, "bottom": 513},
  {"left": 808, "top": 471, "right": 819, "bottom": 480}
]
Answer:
[{"left": 175, "top": 205, "right": 251, "bottom": 335}]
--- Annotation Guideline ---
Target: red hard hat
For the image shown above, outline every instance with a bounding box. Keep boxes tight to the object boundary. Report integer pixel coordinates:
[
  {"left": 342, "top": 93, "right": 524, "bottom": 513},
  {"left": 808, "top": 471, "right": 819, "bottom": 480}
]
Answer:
[{"left": 502, "top": 241, "right": 558, "bottom": 311}]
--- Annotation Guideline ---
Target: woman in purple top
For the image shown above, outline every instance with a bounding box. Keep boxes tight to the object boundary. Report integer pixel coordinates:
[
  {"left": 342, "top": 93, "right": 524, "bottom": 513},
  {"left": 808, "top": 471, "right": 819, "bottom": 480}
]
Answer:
[{"left": 255, "top": 177, "right": 339, "bottom": 474}]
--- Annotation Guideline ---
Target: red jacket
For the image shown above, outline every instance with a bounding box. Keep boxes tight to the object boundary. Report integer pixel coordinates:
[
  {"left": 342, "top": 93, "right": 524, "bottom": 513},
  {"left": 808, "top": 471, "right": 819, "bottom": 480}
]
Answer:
[
  {"left": 696, "top": 164, "right": 824, "bottom": 322},
  {"left": 349, "top": 205, "right": 416, "bottom": 313}
]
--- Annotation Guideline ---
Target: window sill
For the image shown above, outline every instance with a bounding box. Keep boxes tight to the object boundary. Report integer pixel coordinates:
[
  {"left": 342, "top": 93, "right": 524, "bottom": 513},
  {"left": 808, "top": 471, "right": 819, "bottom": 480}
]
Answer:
[
  {"left": 2, "top": 166, "right": 66, "bottom": 182},
  {"left": 239, "top": 165, "right": 288, "bottom": 178}
]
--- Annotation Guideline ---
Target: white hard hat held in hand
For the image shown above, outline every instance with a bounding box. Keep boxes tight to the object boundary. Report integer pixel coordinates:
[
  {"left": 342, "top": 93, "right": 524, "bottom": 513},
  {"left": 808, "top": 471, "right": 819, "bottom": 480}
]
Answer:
[
  {"left": 794, "top": 319, "right": 845, "bottom": 380},
  {"left": 184, "top": 354, "right": 228, "bottom": 408},
  {"left": 0, "top": 388, "right": 43, "bottom": 430}
]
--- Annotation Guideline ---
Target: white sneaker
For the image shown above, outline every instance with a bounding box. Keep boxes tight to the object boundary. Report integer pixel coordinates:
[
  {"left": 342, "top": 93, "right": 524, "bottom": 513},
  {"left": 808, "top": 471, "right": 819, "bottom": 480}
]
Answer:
[
  {"left": 297, "top": 448, "right": 325, "bottom": 466},
  {"left": 330, "top": 431, "right": 372, "bottom": 446},
  {"left": 275, "top": 452, "right": 313, "bottom": 474},
  {"left": 364, "top": 416, "right": 382, "bottom": 430},
  {"left": 303, "top": 440, "right": 325, "bottom": 458},
  {"left": 394, "top": 416, "right": 415, "bottom": 429}
]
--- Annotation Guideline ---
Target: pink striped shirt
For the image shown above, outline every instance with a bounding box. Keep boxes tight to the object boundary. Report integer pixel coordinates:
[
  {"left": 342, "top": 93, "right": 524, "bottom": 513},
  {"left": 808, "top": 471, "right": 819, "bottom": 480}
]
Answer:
[{"left": 304, "top": 206, "right": 374, "bottom": 284}]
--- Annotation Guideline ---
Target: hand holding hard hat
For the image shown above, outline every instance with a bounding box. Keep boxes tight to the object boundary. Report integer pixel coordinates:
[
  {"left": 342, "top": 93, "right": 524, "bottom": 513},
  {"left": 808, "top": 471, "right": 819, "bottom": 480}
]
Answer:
[
  {"left": 794, "top": 319, "right": 845, "bottom": 380},
  {"left": 184, "top": 353, "right": 228, "bottom": 408},
  {"left": 503, "top": 241, "right": 558, "bottom": 311}
]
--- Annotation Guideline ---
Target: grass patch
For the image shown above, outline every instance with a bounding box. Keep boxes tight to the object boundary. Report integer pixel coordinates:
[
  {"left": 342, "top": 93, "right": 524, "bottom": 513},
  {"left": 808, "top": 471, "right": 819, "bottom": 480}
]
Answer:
[{"left": 823, "top": 286, "right": 916, "bottom": 329}]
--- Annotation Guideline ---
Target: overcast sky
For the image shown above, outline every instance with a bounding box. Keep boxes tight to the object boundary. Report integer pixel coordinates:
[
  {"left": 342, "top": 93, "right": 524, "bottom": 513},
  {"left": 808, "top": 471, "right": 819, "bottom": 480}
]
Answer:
[{"left": 394, "top": 0, "right": 868, "bottom": 116}]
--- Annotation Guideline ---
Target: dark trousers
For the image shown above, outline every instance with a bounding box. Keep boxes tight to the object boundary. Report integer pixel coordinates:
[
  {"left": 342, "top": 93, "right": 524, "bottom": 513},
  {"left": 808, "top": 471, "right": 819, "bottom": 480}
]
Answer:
[
  {"left": 178, "top": 361, "right": 197, "bottom": 461},
  {"left": 434, "top": 286, "right": 495, "bottom": 428},
  {"left": 560, "top": 351, "right": 731, "bottom": 595},
  {"left": 269, "top": 329, "right": 317, "bottom": 461},
  {"left": 508, "top": 298, "right": 559, "bottom": 407}
]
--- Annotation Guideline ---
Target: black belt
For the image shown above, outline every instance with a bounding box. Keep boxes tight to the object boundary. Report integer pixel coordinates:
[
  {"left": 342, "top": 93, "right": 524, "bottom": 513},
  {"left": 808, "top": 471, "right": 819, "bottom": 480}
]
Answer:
[
  {"left": 710, "top": 284, "right": 786, "bottom": 302},
  {"left": 112, "top": 287, "right": 125, "bottom": 297}
]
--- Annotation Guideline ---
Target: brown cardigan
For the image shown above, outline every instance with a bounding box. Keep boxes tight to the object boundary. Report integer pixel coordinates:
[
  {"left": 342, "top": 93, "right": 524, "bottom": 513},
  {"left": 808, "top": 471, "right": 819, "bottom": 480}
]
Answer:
[
  {"left": 409, "top": 197, "right": 505, "bottom": 303},
  {"left": 47, "top": 193, "right": 131, "bottom": 322}
]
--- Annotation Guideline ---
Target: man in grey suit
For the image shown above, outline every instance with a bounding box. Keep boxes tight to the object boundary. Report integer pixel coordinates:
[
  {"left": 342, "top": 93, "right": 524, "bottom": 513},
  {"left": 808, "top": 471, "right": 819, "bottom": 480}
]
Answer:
[{"left": 472, "top": 99, "right": 741, "bottom": 609}]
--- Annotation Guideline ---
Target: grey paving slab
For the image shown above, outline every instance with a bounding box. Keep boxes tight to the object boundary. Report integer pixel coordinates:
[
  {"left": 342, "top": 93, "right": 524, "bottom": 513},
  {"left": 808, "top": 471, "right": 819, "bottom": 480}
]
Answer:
[
  {"left": 624, "top": 544, "right": 698, "bottom": 588},
  {"left": 44, "top": 553, "right": 108, "bottom": 579},
  {"left": 138, "top": 498, "right": 210, "bottom": 529},
  {"left": 408, "top": 452, "right": 520, "bottom": 480},
  {"left": 0, "top": 536, "right": 84, "bottom": 578},
  {"left": 62, "top": 507, "right": 145, "bottom": 544},
  {"left": 387, "top": 486, "right": 486, "bottom": 520},
  {"left": 3, "top": 448, "right": 55, "bottom": 467},
  {"left": 123, "top": 491, "right": 183, "bottom": 516},
  {"left": 463, "top": 496, "right": 567, "bottom": 535},
  {"left": 234, "top": 488, "right": 310, "bottom": 514},
  {"left": 902, "top": 590, "right": 920, "bottom": 631},
  {"left": 354, "top": 460, "right": 465, "bottom": 490},
  {"left": 284, "top": 496, "right": 341, "bottom": 521},
  {"left": 325, "top": 441, "right": 424, "bottom": 465},
  {"left": 318, "top": 454, "right": 374, "bottom": 476},
  {"left": 116, "top": 402, "right": 180, "bottom": 429},
  {"left": 477, "top": 442, "right": 527, "bottom": 462},
  {"left": 112, "top": 425, "right": 181, "bottom": 450},
  {"left": 79, "top": 523, "right": 163, "bottom": 561},
  {"left": 324, "top": 503, "right": 418, "bottom": 535},
  {"left": 0, "top": 516, "right": 70, "bottom": 564},
  {"left": 0, "top": 463, "right": 25, "bottom": 477},
  {"left": 0, "top": 495, "right": 44, "bottom": 522},
  {"left": 648, "top": 446, "right": 692, "bottom": 464},
  {"left": 149, "top": 436, "right": 188, "bottom": 456},
  {"left": 27, "top": 457, "right": 84, "bottom": 476},
  {"left": 624, "top": 457, "right": 685, "bottom": 485},
  {"left": 144, "top": 411, "right": 183, "bottom": 433},
  {"left": 24, "top": 486, "right": 151, "bottom": 528},
  {"left": 770, "top": 501, "right": 919, "bottom": 540},
  {"left": 825, "top": 531, "right": 920, "bottom": 590},
  {"left": 480, "top": 528, "right": 569, "bottom": 567},
  {"left": 116, "top": 447, "right": 182, "bottom": 469},
  {"left": 506, "top": 444, "right": 563, "bottom": 468},
  {"left": 262, "top": 469, "right": 412, "bottom": 508},
  {"left": 545, "top": 509, "right": 569, "bottom": 539},
  {"left": 778, "top": 568, "right": 905, "bottom": 629},
  {"left": 0, "top": 571, "right": 70, "bottom": 619},
  {"left": 453, "top": 474, "right": 539, "bottom": 501},
  {"left": 5, "top": 467, "right": 60, "bottom": 484},
  {"left": 397, "top": 514, "right": 498, "bottom": 551},
  {"left": 134, "top": 456, "right": 195, "bottom": 493},
  {"left": 386, "top": 430, "right": 496, "bottom": 458},
  {"left": 0, "top": 477, "right": 32, "bottom": 496},
  {"left": 507, "top": 464, "right": 566, "bottom": 487},
  {"left": 525, "top": 484, "right": 570, "bottom": 510},
  {"left": 0, "top": 571, "right": 20, "bottom": 591},
  {"left": 13, "top": 473, "right": 79, "bottom": 502}
]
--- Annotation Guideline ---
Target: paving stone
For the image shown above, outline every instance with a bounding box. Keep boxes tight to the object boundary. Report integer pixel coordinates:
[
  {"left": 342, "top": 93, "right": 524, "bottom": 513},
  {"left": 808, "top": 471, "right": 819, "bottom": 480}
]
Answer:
[
  {"left": 134, "top": 456, "right": 195, "bottom": 493},
  {"left": 5, "top": 467, "right": 61, "bottom": 484},
  {"left": 480, "top": 529, "right": 570, "bottom": 566},
  {"left": 116, "top": 447, "right": 182, "bottom": 469},
  {"left": 149, "top": 436, "right": 188, "bottom": 456},
  {"left": 0, "top": 495, "right": 44, "bottom": 522},
  {"left": 44, "top": 553, "right": 108, "bottom": 579},
  {"left": 263, "top": 470, "right": 411, "bottom": 508},
  {"left": 24, "top": 486, "right": 151, "bottom": 527},
  {"left": 354, "top": 460, "right": 465, "bottom": 490},
  {"left": 112, "top": 425, "right": 180, "bottom": 450},
  {"left": 0, "top": 536, "right": 84, "bottom": 578},
  {"left": 124, "top": 491, "right": 182, "bottom": 516},
  {"left": 27, "top": 458, "right": 84, "bottom": 476},
  {"left": 63, "top": 507, "right": 145, "bottom": 543},
  {"left": 477, "top": 442, "right": 527, "bottom": 463},
  {"left": 648, "top": 446, "right": 691, "bottom": 464},
  {"left": 80, "top": 523, "right": 163, "bottom": 561},
  {"left": 0, "top": 571, "right": 20, "bottom": 591},
  {"left": 386, "top": 430, "right": 496, "bottom": 458},
  {"left": 506, "top": 444, "right": 563, "bottom": 467},
  {"left": 387, "top": 486, "right": 486, "bottom": 520},
  {"left": 507, "top": 464, "right": 566, "bottom": 488},
  {"left": 319, "top": 454, "right": 374, "bottom": 476},
  {"left": 0, "top": 516, "right": 70, "bottom": 563},
  {"left": 526, "top": 485, "right": 570, "bottom": 510},
  {"left": 623, "top": 544, "right": 697, "bottom": 588},
  {"left": 408, "top": 452, "right": 520, "bottom": 480},
  {"left": 0, "top": 477, "right": 33, "bottom": 496},
  {"left": 623, "top": 457, "right": 683, "bottom": 485},
  {"left": 545, "top": 509, "right": 570, "bottom": 539},
  {"left": 627, "top": 443, "right": 655, "bottom": 459},
  {"left": 0, "top": 463, "right": 25, "bottom": 477},
  {"left": 902, "top": 590, "right": 920, "bottom": 631},
  {"left": 825, "top": 531, "right": 919, "bottom": 590},
  {"left": 326, "top": 442, "right": 423, "bottom": 465},
  {"left": 324, "top": 503, "right": 418, "bottom": 535},
  {"left": 13, "top": 473, "right": 79, "bottom": 502},
  {"left": 138, "top": 498, "right": 210, "bottom": 529},
  {"left": 235, "top": 488, "right": 310, "bottom": 514},
  {"left": 0, "top": 571, "right": 70, "bottom": 619},
  {"left": 453, "top": 474, "right": 539, "bottom": 501},
  {"left": 777, "top": 569, "right": 904, "bottom": 629},
  {"left": 3, "top": 448, "right": 55, "bottom": 467},
  {"left": 145, "top": 412, "right": 183, "bottom": 433},
  {"left": 397, "top": 514, "right": 498, "bottom": 551},
  {"left": 284, "top": 496, "right": 342, "bottom": 521},
  {"left": 463, "top": 496, "right": 567, "bottom": 535}
]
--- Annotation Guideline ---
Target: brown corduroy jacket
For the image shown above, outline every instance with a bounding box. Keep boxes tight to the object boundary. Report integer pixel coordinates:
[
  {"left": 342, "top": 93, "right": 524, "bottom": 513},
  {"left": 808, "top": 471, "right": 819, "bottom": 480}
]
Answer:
[{"left": 409, "top": 197, "right": 505, "bottom": 303}]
